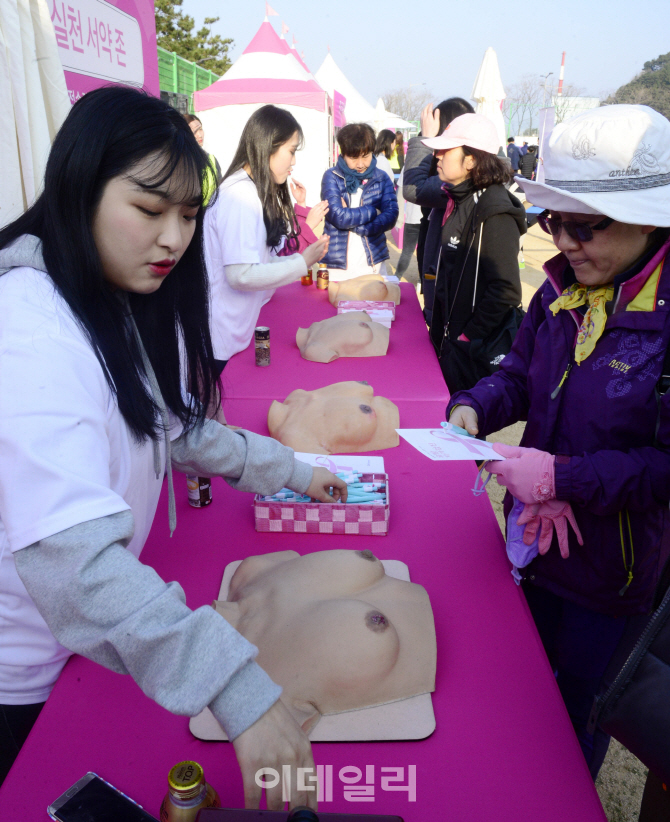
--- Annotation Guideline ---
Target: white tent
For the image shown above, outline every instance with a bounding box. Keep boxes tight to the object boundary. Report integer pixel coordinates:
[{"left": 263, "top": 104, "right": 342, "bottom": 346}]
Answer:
[
  {"left": 471, "top": 47, "right": 507, "bottom": 154},
  {"left": 314, "top": 52, "right": 377, "bottom": 127},
  {"left": 194, "top": 19, "right": 333, "bottom": 204},
  {"left": 1, "top": 0, "right": 70, "bottom": 228},
  {"left": 373, "top": 98, "right": 414, "bottom": 133}
]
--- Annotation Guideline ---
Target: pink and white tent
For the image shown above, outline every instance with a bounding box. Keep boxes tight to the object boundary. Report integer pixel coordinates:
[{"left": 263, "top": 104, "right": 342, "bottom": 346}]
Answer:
[{"left": 194, "top": 19, "right": 333, "bottom": 203}]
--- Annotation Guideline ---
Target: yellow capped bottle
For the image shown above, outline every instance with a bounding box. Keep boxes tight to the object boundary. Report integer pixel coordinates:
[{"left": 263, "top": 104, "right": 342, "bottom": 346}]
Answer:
[{"left": 160, "top": 760, "right": 220, "bottom": 822}]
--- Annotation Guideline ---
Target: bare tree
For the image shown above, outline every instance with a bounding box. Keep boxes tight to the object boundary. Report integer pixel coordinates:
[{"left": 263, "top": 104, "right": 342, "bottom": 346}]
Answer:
[
  {"left": 551, "top": 83, "right": 587, "bottom": 123},
  {"left": 502, "top": 75, "right": 544, "bottom": 137},
  {"left": 381, "top": 87, "right": 434, "bottom": 122}
]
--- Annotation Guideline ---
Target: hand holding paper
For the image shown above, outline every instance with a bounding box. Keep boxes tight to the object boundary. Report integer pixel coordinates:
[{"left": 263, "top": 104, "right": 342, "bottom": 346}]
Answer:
[{"left": 488, "top": 444, "right": 555, "bottom": 504}]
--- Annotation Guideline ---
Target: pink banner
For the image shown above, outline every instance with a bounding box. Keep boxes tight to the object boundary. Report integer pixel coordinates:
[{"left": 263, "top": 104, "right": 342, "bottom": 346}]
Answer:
[
  {"left": 47, "top": 0, "right": 159, "bottom": 103},
  {"left": 333, "top": 89, "right": 346, "bottom": 127}
]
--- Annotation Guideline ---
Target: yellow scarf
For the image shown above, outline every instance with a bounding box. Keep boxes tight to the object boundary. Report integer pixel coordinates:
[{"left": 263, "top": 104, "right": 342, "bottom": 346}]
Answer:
[{"left": 549, "top": 283, "right": 614, "bottom": 363}]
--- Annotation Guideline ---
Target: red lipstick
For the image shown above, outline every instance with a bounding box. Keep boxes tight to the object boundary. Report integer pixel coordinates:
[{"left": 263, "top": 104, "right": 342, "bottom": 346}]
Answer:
[{"left": 148, "top": 259, "right": 176, "bottom": 276}]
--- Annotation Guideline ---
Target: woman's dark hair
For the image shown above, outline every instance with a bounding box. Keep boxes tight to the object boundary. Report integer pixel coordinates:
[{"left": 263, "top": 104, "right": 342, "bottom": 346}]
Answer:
[
  {"left": 183, "top": 113, "right": 202, "bottom": 126},
  {"left": 462, "top": 146, "right": 513, "bottom": 188},
  {"left": 224, "top": 105, "right": 303, "bottom": 249},
  {"left": 375, "top": 129, "right": 396, "bottom": 160},
  {"left": 0, "top": 86, "right": 218, "bottom": 442},
  {"left": 394, "top": 130, "right": 405, "bottom": 164},
  {"left": 337, "top": 123, "right": 376, "bottom": 158},
  {"left": 428, "top": 98, "right": 475, "bottom": 176},
  {"left": 434, "top": 97, "right": 474, "bottom": 134}
]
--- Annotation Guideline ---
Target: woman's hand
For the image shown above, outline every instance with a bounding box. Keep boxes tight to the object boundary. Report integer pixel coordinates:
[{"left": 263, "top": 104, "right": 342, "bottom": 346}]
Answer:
[
  {"left": 306, "top": 466, "right": 348, "bottom": 502},
  {"left": 341, "top": 196, "right": 347, "bottom": 208},
  {"left": 448, "top": 405, "right": 479, "bottom": 436},
  {"left": 232, "top": 699, "right": 317, "bottom": 810},
  {"left": 306, "top": 200, "right": 329, "bottom": 230},
  {"left": 488, "top": 444, "right": 555, "bottom": 505},
  {"left": 301, "top": 236, "right": 329, "bottom": 269},
  {"left": 420, "top": 103, "right": 441, "bottom": 139},
  {"left": 289, "top": 178, "right": 307, "bottom": 207}
]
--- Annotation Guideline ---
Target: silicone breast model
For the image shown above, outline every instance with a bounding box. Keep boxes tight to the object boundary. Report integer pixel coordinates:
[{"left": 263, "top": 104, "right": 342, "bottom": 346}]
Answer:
[
  {"left": 296, "top": 312, "right": 390, "bottom": 363},
  {"left": 267, "top": 380, "right": 400, "bottom": 455},
  {"left": 214, "top": 549, "right": 436, "bottom": 734},
  {"left": 328, "top": 274, "right": 401, "bottom": 306}
]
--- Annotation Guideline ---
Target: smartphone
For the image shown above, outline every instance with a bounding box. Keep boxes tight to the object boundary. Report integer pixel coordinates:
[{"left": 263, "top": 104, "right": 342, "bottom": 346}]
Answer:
[{"left": 48, "top": 772, "right": 159, "bottom": 822}]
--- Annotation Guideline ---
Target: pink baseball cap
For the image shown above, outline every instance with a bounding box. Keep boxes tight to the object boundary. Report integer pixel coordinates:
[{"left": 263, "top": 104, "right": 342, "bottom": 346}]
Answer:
[{"left": 422, "top": 113, "right": 500, "bottom": 155}]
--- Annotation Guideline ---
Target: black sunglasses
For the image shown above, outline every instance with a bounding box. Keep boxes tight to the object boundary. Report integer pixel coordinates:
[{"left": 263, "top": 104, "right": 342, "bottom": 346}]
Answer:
[{"left": 537, "top": 211, "right": 614, "bottom": 242}]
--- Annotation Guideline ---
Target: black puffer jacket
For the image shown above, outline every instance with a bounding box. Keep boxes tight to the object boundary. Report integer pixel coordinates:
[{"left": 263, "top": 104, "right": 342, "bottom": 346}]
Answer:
[
  {"left": 518, "top": 150, "right": 537, "bottom": 180},
  {"left": 403, "top": 136, "right": 526, "bottom": 350},
  {"left": 428, "top": 182, "right": 526, "bottom": 355}
]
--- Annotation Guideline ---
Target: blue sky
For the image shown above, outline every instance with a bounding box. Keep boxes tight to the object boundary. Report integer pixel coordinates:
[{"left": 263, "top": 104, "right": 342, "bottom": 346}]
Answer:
[{"left": 187, "top": 0, "right": 669, "bottom": 104}]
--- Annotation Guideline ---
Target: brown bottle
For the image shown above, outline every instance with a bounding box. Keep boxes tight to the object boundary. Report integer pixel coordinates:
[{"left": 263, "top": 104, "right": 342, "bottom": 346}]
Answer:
[
  {"left": 186, "top": 476, "right": 212, "bottom": 507},
  {"left": 160, "top": 760, "right": 220, "bottom": 822},
  {"left": 316, "top": 262, "right": 329, "bottom": 290}
]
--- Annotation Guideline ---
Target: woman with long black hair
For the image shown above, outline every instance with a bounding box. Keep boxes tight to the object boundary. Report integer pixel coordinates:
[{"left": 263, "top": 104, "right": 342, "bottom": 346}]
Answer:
[
  {"left": 0, "top": 86, "right": 343, "bottom": 808},
  {"left": 204, "top": 105, "right": 329, "bottom": 372}
]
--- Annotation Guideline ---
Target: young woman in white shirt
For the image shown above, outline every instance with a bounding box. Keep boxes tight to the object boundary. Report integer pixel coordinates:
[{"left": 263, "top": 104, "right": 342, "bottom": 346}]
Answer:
[
  {"left": 0, "top": 86, "right": 345, "bottom": 807},
  {"left": 374, "top": 129, "right": 397, "bottom": 186},
  {"left": 204, "top": 105, "right": 329, "bottom": 370}
]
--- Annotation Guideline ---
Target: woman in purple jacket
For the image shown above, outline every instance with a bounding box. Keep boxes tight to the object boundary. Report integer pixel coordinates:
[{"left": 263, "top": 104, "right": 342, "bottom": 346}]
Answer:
[{"left": 448, "top": 105, "right": 670, "bottom": 779}]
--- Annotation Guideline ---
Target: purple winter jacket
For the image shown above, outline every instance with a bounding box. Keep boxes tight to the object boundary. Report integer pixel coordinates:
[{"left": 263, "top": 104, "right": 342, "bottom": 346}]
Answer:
[{"left": 448, "top": 238, "right": 670, "bottom": 617}]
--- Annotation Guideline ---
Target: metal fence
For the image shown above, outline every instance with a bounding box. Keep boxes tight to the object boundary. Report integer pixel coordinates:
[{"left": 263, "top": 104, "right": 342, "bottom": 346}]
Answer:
[{"left": 157, "top": 47, "right": 219, "bottom": 113}]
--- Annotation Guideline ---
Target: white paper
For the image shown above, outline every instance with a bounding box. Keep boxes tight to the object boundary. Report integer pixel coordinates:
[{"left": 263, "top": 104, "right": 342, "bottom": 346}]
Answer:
[
  {"left": 395, "top": 428, "right": 505, "bottom": 462},
  {"left": 294, "top": 453, "right": 385, "bottom": 473}
]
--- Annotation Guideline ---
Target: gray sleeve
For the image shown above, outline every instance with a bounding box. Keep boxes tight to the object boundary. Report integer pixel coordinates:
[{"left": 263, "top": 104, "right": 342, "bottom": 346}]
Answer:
[
  {"left": 402, "top": 136, "right": 448, "bottom": 209},
  {"left": 14, "top": 511, "right": 282, "bottom": 740},
  {"left": 170, "top": 418, "right": 313, "bottom": 495}
]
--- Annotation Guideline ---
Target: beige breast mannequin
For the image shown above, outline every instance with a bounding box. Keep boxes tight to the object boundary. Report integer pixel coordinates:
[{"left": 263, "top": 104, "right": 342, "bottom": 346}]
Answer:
[
  {"left": 328, "top": 274, "right": 401, "bottom": 306},
  {"left": 214, "top": 549, "right": 436, "bottom": 734},
  {"left": 296, "top": 312, "right": 389, "bottom": 363},
  {"left": 267, "top": 380, "right": 400, "bottom": 454}
]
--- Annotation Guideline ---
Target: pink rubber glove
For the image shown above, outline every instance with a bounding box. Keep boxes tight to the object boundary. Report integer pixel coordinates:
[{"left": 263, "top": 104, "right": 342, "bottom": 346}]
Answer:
[
  {"left": 487, "top": 443, "right": 556, "bottom": 505},
  {"left": 517, "top": 500, "right": 584, "bottom": 559}
]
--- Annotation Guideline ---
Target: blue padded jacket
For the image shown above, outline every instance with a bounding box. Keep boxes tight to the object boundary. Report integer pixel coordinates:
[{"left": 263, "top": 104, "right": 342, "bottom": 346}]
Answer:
[{"left": 320, "top": 165, "right": 399, "bottom": 270}]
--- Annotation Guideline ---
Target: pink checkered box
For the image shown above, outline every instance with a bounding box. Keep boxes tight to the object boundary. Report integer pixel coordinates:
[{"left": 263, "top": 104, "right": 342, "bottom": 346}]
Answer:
[
  {"left": 336, "top": 301, "right": 396, "bottom": 323},
  {"left": 253, "top": 473, "right": 389, "bottom": 536}
]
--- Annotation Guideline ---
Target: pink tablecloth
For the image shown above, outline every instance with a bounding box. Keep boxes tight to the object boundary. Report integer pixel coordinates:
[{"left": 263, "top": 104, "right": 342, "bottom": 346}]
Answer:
[
  {"left": 220, "top": 282, "right": 450, "bottom": 404},
  {"left": 0, "top": 286, "right": 605, "bottom": 821},
  {"left": 0, "top": 396, "right": 605, "bottom": 821}
]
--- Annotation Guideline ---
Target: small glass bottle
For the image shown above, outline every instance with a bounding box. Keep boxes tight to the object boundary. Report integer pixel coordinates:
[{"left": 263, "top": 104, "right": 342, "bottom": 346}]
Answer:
[
  {"left": 316, "top": 263, "right": 329, "bottom": 290},
  {"left": 160, "top": 760, "right": 220, "bottom": 822},
  {"left": 186, "top": 475, "right": 212, "bottom": 508},
  {"left": 301, "top": 267, "right": 313, "bottom": 286},
  {"left": 255, "top": 326, "right": 270, "bottom": 366}
]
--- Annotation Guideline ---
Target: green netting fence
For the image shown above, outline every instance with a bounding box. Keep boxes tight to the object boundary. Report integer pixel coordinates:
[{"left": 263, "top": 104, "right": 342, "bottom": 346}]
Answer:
[{"left": 157, "top": 46, "right": 220, "bottom": 113}]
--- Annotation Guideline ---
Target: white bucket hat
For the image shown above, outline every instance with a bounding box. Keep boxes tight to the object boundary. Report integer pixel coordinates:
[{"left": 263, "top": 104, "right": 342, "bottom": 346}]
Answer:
[{"left": 516, "top": 105, "right": 670, "bottom": 226}]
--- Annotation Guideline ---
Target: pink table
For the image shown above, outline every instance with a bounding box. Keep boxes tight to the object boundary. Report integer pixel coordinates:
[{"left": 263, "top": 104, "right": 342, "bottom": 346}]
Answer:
[
  {"left": 0, "top": 287, "right": 606, "bottom": 821},
  {"left": 220, "top": 282, "right": 449, "bottom": 404}
]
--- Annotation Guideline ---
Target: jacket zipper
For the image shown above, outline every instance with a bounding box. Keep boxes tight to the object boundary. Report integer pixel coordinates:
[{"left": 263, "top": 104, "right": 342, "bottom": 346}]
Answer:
[
  {"left": 359, "top": 185, "right": 374, "bottom": 267},
  {"left": 550, "top": 362, "right": 573, "bottom": 399},
  {"left": 618, "top": 509, "right": 635, "bottom": 596}
]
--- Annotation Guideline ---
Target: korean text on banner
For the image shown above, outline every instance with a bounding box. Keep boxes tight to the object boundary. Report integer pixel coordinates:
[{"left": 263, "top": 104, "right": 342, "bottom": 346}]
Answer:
[{"left": 46, "top": 0, "right": 144, "bottom": 88}]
